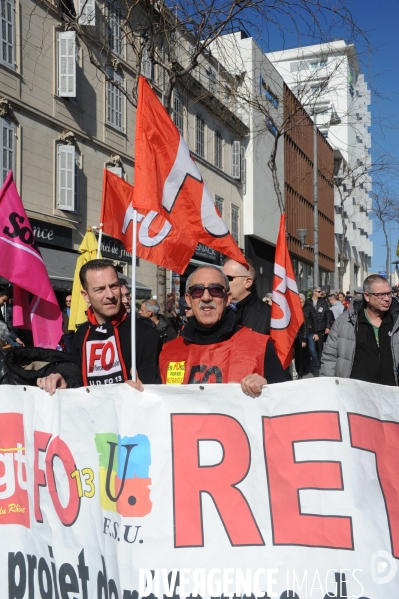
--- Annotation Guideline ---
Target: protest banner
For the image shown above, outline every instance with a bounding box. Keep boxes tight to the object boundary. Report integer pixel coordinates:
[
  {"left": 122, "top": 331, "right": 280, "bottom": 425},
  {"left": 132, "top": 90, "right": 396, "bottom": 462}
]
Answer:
[{"left": 1, "top": 377, "right": 399, "bottom": 598}]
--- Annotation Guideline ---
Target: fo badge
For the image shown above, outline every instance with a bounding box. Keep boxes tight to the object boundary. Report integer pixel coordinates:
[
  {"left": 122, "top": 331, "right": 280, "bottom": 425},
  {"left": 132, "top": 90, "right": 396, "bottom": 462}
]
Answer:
[{"left": 166, "top": 361, "right": 186, "bottom": 384}]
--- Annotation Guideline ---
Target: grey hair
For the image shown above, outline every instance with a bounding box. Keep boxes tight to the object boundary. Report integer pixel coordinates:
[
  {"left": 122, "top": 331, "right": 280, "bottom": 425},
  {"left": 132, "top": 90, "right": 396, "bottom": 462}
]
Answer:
[
  {"left": 185, "top": 265, "right": 230, "bottom": 293},
  {"left": 363, "top": 274, "right": 388, "bottom": 293},
  {"left": 142, "top": 300, "right": 160, "bottom": 316},
  {"left": 0, "top": 321, "right": 9, "bottom": 345},
  {"left": 299, "top": 293, "right": 305, "bottom": 301}
]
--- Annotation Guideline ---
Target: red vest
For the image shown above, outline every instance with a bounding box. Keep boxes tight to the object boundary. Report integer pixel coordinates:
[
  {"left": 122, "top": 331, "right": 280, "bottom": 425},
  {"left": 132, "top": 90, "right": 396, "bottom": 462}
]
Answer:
[{"left": 160, "top": 327, "right": 268, "bottom": 385}]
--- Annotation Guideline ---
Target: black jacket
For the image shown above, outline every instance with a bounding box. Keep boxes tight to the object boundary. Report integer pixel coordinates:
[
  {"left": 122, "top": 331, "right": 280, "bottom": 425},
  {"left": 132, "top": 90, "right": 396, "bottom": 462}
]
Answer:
[
  {"left": 0, "top": 303, "right": 18, "bottom": 343},
  {"left": 0, "top": 346, "right": 83, "bottom": 387},
  {"left": 305, "top": 298, "right": 334, "bottom": 332},
  {"left": 303, "top": 302, "right": 318, "bottom": 334},
  {"left": 144, "top": 314, "right": 177, "bottom": 345},
  {"left": 350, "top": 304, "right": 399, "bottom": 386},
  {"left": 72, "top": 314, "right": 161, "bottom": 385},
  {"left": 234, "top": 288, "right": 271, "bottom": 335}
]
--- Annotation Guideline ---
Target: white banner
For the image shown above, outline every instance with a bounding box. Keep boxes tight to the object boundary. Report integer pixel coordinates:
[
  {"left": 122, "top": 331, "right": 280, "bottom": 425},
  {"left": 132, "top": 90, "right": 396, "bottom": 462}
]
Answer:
[{"left": 1, "top": 378, "right": 399, "bottom": 598}]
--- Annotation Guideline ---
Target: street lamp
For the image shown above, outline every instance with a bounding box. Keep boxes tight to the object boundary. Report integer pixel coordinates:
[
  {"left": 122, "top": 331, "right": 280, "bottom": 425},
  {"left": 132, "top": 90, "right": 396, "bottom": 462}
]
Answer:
[
  {"left": 313, "top": 106, "right": 341, "bottom": 288},
  {"left": 297, "top": 228, "right": 313, "bottom": 250}
]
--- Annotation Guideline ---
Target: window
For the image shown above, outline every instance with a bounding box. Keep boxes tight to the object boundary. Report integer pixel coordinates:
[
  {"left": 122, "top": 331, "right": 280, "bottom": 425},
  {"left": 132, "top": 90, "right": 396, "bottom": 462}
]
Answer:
[
  {"left": 78, "top": 0, "right": 95, "bottom": 25},
  {"left": 231, "top": 204, "right": 239, "bottom": 243},
  {"left": 195, "top": 113, "right": 204, "bottom": 157},
  {"left": 141, "top": 44, "right": 153, "bottom": 81},
  {"left": 173, "top": 93, "right": 183, "bottom": 136},
  {"left": 58, "top": 32, "right": 76, "bottom": 97},
  {"left": 207, "top": 68, "right": 217, "bottom": 94},
  {"left": 265, "top": 116, "right": 277, "bottom": 136},
  {"left": 107, "top": 0, "right": 122, "bottom": 56},
  {"left": 107, "top": 69, "right": 123, "bottom": 130},
  {"left": 1, "top": 117, "right": 14, "bottom": 184},
  {"left": 215, "top": 195, "right": 223, "bottom": 216},
  {"left": 265, "top": 88, "right": 279, "bottom": 109},
  {"left": 1, "top": 0, "right": 14, "bottom": 68},
  {"left": 107, "top": 166, "right": 123, "bottom": 177},
  {"left": 57, "top": 145, "right": 76, "bottom": 211},
  {"left": 214, "top": 129, "right": 222, "bottom": 169},
  {"left": 231, "top": 140, "right": 240, "bottom": 179}
]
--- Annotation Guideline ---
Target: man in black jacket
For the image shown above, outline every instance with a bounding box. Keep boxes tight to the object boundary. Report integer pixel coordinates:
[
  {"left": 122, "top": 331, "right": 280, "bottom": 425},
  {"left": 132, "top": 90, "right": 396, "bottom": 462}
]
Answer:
[
  {"left": 37, "top": 260, "right": 161, "bottom": 394},
  {"left": 222, "top": 258, "right": 270, "bottom": 334},
  {"left": 306, "top": 287, "right": 334, "bottom": 364},
  {"left": 138, "top": 299, "right": 177, "bottom": 344}
]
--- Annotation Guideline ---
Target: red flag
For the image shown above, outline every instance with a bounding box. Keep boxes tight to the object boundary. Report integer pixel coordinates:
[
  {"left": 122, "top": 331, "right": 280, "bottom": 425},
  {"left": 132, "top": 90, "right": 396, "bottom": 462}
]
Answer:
[
  {"left": 270, "top": 214, "right": 304, "bottom": 369},
  {"left": 0, "top": 172, "right": 62, "bottom": 348},
  {"left": 133, "top": 76, "right": 247, "bottom": 266},
  {"left": 101, "top": 169, "right": 197, "bottom": 274}
]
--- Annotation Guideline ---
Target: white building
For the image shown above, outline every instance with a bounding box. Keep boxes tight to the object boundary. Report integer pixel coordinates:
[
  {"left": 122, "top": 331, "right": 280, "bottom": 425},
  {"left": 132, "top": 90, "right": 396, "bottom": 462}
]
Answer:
[
  {"left": 211, "top": 32, "right": 285, "bottom": 296},
  {"left": 267, "top": 40, "right": 373, "bottom": 292}
]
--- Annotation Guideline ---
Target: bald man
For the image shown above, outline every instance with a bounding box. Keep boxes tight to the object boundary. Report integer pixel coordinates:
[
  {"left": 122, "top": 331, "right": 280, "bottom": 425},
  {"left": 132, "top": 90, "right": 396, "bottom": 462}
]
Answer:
[{"left": 222, "top": 258, "right": 271, "bottom": 334}]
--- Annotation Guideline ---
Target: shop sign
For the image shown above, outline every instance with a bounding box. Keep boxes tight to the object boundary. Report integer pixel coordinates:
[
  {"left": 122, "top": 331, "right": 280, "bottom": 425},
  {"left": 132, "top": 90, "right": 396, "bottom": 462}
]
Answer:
[
  {"left": 30, "top": 218, "right": 73, "bottom": 250},
  {"left": 101, "top": 235, "right": 132, "bottom": 263},
  {"left": 193, "top": 243, "right": 220, "bottom": 264}
]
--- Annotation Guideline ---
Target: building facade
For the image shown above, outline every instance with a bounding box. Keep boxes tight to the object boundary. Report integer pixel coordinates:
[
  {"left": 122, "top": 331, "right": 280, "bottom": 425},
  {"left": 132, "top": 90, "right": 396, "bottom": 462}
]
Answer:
[
  {"left": 267, "top": 41, "right": 373, "bottom": 292},
  {"left": 0, "top": 0, "right": 247, "bottom": 305},
  {"left": 213, "top": 32, "right": 335, "bottom": 295}
]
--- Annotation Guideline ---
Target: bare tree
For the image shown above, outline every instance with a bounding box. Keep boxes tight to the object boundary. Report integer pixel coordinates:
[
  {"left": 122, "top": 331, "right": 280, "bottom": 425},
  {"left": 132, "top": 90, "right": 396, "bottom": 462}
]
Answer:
[{"left": 371, "top": 182, "right": 399, "bottom": 282}]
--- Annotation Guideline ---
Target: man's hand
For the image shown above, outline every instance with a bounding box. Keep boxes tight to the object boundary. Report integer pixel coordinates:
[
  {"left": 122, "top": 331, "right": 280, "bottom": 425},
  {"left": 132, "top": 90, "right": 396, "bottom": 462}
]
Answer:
[
  {"left": 37, "top": 373, "right": 67, "bottom": 396},
  {"left": 240, "top": 374, "right": 267, "bottom": 397},
  {"left": 313, "top": 334, "right": 319, "bottom": 341},
  {"left": 125, "top": 377, "right": 144, "bottom": 392},
  {"left": 301, "top": 341, "right": 306, "bottom": 348},
  {"left": 15, "top": 338, "right": 25, "bottom": 347},
  {"left": 325, "top": 328, "right": 330, "bottom": 334}
]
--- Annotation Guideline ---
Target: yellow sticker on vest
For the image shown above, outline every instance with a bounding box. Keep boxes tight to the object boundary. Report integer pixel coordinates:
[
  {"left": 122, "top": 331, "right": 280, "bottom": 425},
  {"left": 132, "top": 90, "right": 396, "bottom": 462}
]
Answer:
[{"left": 166, "top": 361, "right": 186, "bottom": 384}]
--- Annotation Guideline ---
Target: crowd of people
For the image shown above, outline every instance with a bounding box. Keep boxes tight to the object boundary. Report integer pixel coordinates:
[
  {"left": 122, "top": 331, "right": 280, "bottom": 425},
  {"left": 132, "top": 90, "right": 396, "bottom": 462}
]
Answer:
[{"left": 1, "top": 258, "right": 399, "bottom": 394}]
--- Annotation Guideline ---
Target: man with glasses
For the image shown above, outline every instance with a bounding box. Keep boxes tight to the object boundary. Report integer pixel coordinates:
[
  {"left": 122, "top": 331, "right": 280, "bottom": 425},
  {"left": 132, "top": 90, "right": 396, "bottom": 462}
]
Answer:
[
  {"left": 321, "top": 274, "right": 399, "bottom": 385},
  {"left": 305, "top": 286, "right": 334, "bottom": 370},
  {"left": 222, "top": 258, "right": 271, "bottom": 334},
  {"left": 157, "top": 265, "right": 285, "bottom": 396}
]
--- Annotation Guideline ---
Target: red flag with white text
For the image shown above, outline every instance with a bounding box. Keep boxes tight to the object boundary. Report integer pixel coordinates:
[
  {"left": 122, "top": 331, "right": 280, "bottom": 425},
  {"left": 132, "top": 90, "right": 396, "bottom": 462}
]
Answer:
[
  {"left": 270, "top": 214, "right": 304, "bottom": 369},
  {"left": 100, "top": 169, "right": 197, "bottom": 274},
  {"left": 132, "top": 76, "right": 247, "bottom": 266}
]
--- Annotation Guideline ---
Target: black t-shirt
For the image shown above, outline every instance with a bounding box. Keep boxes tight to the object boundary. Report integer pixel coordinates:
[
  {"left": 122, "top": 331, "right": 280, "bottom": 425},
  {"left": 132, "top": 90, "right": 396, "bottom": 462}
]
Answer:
[{"left": 72, "top": 314, "right": 161, "bottom": 385}]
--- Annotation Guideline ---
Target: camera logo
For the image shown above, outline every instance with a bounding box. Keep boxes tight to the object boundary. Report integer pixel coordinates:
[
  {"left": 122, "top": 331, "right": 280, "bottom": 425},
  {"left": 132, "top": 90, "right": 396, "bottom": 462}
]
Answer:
[{"left": 371, "top": 550, "right": 397, "bottom": 585}]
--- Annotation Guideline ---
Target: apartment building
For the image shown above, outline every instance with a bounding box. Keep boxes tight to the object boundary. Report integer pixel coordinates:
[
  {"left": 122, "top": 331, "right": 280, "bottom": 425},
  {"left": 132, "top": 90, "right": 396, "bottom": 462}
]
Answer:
[
  {"left": 0, "top": 0, "right": 247, "bottom": 302},
  {"left": 267, "top": 41, "right": 373, "bottom": 292},
  {"left": 212, "top": 32, "right": 335, "bottom": 295}
]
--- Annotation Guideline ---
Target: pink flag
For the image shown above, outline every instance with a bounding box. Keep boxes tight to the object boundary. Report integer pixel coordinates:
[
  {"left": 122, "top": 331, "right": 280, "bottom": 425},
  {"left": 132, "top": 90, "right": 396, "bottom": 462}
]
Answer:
[{"left": 0, "top": 172, "right": 62, "bottom": 348}]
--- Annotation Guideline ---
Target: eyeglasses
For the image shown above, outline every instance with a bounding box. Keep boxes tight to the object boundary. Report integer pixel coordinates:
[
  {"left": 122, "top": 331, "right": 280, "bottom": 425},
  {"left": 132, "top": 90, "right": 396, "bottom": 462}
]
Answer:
[
  {"left": 365, "top": 291, "right": 392, "bottom": 299},
  {"left": 226, "top": 275, "right": 249, "bottom": 282},
  {"left": 188, "top": 284, "right": 226, "bottom": 299},
  {"left": 315, "top": 289, "right": 322, "bottom": 293}
]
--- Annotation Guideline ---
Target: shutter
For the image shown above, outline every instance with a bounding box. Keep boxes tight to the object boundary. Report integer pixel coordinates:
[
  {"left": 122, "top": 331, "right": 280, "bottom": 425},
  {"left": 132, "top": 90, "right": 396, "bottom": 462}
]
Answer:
[
  {"left": 58, "top": 145, "right": 75, "bottom": 210},
  {"left": 107, "top": 166, "right": 123, "bottom": 178},
  {"left": 78, "top": 0, "right": 96, "bottom": 25},
  {"left": 58, "top": 32, "right": 76, "bottom": 97},
  {"left": 232, "top": 140, "right": 240, "bottom": 179},
  {"left": 240, "top": 146, "right": 245, "bottom": 185}
]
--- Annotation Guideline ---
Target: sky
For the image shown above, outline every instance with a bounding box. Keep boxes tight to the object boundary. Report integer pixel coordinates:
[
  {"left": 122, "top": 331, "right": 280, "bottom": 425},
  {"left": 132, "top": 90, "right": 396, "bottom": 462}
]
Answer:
[{"left": 249, "top": 0, "right": 399, "bottom": 277}]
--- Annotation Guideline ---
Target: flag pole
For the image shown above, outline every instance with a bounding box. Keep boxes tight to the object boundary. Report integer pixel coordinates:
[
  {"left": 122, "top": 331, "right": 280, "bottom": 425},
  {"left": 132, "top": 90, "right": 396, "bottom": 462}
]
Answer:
[
  {"left": 131, "top": 209, "right": 138, "bottom": 382},
  {"left": 96, "top": 223, "right": 103, "bottom": 259}
]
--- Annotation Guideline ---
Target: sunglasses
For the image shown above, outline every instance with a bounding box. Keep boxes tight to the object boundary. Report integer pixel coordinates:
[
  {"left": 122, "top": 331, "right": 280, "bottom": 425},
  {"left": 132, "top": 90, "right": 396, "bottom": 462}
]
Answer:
[
  {"left": 188, "top": 284, "right": 226, "bottom": 299},
  {"left": 226, "top": 275, "right": 248, "bottom": 282}
]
